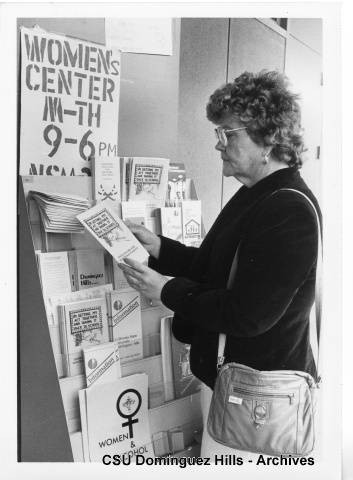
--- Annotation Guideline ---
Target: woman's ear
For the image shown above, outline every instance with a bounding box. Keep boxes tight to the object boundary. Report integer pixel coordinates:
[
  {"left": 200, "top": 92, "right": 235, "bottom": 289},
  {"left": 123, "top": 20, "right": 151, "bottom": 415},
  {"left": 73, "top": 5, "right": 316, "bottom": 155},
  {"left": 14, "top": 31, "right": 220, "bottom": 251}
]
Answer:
[{"left": 261, "top": 149, "right": 272, "bottom": 164}]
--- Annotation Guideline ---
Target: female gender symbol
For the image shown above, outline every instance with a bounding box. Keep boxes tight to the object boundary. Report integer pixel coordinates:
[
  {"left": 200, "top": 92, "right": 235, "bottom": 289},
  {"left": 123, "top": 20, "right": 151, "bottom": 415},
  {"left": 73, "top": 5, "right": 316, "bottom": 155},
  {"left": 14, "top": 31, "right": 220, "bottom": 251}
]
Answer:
[{"left": 116, "top": 389, "right": 142, "bottom": 439}]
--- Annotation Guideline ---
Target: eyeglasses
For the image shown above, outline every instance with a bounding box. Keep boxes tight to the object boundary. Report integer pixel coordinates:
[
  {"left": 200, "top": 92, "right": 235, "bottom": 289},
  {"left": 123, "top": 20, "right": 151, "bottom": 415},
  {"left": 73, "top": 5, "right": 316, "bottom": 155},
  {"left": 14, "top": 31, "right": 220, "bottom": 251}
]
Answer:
[{"left": 214, "top": 126, "right": 247, "bottom": 147}]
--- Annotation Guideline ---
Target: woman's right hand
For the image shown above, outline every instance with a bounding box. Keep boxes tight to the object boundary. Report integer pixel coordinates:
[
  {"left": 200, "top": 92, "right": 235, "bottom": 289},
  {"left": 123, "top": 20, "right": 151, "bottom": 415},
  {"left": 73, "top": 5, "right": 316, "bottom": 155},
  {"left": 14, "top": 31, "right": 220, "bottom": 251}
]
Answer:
[{"left": 125, "top": 221, "right": 161, "bottom": 259}]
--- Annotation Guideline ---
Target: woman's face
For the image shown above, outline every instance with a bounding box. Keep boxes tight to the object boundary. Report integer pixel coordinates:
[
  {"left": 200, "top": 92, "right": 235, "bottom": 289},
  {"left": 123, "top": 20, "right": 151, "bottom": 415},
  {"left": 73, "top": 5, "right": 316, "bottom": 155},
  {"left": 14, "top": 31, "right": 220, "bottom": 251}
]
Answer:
[{"left": 215, "top": 116, "right": 265, "bottom": 187}]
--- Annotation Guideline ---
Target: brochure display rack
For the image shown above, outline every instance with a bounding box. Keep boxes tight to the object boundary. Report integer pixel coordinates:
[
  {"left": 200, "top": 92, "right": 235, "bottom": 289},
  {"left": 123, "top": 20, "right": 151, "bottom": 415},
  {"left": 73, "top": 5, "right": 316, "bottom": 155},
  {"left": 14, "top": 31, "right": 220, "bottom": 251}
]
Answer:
[{"left": 18, "top": 19, "right": 203, "bottom": 462}]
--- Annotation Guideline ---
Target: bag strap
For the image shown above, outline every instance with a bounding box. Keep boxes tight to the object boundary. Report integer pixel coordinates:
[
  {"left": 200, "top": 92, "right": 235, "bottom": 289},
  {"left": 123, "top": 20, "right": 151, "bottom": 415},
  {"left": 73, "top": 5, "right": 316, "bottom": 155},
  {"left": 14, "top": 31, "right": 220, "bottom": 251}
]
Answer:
[{"left": 217, "top": 188, "right": 323, "bottom": 384}]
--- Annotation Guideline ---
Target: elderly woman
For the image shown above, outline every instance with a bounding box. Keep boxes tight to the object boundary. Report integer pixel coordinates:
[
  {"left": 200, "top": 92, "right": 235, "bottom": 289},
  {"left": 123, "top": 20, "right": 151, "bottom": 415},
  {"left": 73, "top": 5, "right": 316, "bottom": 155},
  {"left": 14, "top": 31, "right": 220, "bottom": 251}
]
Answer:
[{"left": 119, "top": 70, "right": 320, "bottom": 455}]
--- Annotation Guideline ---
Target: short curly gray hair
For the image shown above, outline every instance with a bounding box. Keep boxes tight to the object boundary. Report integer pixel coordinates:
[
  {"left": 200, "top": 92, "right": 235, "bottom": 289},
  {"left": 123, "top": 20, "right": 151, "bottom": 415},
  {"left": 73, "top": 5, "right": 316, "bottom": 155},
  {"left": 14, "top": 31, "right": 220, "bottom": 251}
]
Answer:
[{"left": 206, "top": 71, "right": 306, "bottom": 168}]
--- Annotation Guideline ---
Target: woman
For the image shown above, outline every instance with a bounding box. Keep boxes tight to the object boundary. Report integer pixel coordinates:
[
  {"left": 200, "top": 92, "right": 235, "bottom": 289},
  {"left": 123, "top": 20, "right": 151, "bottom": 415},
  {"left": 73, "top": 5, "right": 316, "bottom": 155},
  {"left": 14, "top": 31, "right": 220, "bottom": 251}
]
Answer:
[{"left": 118, "top": 71, "right": 321, "bottom": 456}]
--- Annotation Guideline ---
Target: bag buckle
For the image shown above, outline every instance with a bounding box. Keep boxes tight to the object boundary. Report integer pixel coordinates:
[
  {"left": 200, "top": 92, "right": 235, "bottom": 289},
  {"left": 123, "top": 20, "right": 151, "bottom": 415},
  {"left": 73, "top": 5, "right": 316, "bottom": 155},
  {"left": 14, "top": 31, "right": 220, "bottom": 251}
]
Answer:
[
  {"left": 253, "top": 403, "right": 268, "bottom": 429},
  {"left": 217, "top": 356, "right": 225, "bottom": 371}
]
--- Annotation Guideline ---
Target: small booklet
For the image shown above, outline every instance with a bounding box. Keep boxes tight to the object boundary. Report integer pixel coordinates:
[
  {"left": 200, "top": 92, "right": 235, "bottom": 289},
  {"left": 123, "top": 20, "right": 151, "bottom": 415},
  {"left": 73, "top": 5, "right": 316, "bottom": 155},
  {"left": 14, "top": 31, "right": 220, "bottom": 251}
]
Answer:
[
  {"left": 112, "top": 260, "right": 131, "bottom": 291},
  {"left": 128, "top": 157, "right": 170, "bottom": 214},
  {"left": 181, "top": 200, "right": 202, "bottom": 247},
  {"left": 160, "top": 206, "right": 183, "bottom": 241},
  {"left": 77, "top": 203, "right": 149, "bottom": 264},
  {"left": 119, "top": 157, "right": 133, "bottom": 201},
  {"left": 167, "top": 162, "right": 186, "bottom": 207},
  {"left": 93, "top": 156, "right": 121, "bottom": 205},
  {"left": 79, "top": 373, "right": 154, "bottom": 462},
  {"left": 106, "top": 289, "right": 143, "bottom": 364},
  {"left": 121, "top": 200, "right": 147, "bottom": 226},
  {"left": 48, "top": 283, "right": 113, "bottom": 326},
  {"left": 68, "top": 249, "right": 106, "bottom": 291},
  {"left": 83, "top": 341, "right": 122, "bottom": 388},
  {"left": 37, "top": 251, "right": 73, "bottom": 320},
  {"left": 122, "top": 354, "right": 164, "bottom": 408},
  {"left": 58, "top": 297, "right": 110, "bottom": 376}
]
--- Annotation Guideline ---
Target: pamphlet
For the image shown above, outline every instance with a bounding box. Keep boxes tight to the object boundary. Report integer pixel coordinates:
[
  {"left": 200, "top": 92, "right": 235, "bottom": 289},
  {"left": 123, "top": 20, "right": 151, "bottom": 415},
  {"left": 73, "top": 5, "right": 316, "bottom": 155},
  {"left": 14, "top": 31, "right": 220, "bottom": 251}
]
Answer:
[
  {"left": 83, "top": 341, "right": 122, "bottom": 388},
  {"left": 48, "top": 283, "right": 113, "bottom": 326},
  {"left": 107, "top": 290, "right": 143, "bottom": 364},
  {"left": 77, "top": 203, "right": 149, "bottom": 264},
  {"left": 113, "top": 260, "right": 131, "bottom": 291},
  {"left": 80, "top": 374, "right": 154, "bottom": 462},
  {"left": 128, "top": 157, "right": 169, "bottom": 214},
  {"left": 93, "top": 156, "right": 121, "bottom": 205},
  {"left": 58, "top": 297, "right": 110, "bottom": 376},
  {"left": 121, "top": 200, "right": 147, "bottom": 226},
  {"left": 37, "top": 251, "right": 73, "bottom": 319},
  {"left": 160, "top": 207, "right": 183, "bottom": 241},
  {"left": 68, "top": 249, "right": 106, "bottom": 291},
  {"left": 181, "top": 200, "right": 202, "bottom": 247},
  {"left": 167, "top": 162, "right": 186, "bottom": 206}
]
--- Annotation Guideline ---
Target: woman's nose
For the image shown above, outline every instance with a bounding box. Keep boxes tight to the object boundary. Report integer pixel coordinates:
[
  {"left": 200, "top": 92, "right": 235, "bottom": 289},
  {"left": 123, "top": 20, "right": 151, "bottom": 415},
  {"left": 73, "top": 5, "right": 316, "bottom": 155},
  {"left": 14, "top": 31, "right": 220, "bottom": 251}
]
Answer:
[{"left": 215, "top": 140, "right": 225, "bottom": 152}]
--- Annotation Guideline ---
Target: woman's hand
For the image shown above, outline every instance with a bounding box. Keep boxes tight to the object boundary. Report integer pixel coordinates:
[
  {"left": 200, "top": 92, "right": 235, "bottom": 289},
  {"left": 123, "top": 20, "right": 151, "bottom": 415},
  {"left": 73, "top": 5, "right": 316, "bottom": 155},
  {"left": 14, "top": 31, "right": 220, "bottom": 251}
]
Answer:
[
  {"left": 118, "top": 257, "right": 169, "bottom": 302},
  {"left": 125, "top": 221, "right": 161, "bottom": 259}
]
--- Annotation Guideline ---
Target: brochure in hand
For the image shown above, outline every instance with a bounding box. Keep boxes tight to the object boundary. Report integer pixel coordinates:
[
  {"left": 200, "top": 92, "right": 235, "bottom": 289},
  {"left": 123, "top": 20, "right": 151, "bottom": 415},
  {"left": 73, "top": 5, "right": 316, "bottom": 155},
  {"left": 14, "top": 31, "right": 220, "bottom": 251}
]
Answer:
[{"left": 77, "top": 203, "right": 149, "bottom": 264}]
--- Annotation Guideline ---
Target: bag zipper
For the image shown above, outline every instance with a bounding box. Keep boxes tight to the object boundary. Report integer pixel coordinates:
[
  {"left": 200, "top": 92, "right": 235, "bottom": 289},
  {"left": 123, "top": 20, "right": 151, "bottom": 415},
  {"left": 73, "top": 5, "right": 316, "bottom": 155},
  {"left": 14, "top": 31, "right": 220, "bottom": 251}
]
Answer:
[
  {"left": 220, "top": 363, "right": 316, "bottom": 388},
  {"left": 232, "top": 386, "right": 295, "bottom": 404}
]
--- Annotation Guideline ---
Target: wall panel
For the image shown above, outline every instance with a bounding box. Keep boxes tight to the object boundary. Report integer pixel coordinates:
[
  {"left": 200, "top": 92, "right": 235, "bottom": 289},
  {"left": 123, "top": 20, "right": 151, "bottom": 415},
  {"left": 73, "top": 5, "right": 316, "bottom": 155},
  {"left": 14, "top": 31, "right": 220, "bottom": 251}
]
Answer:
[
  {"left": 285, "top": 35, "right": 322, "bottom": 200},
  {"left": 222, "top": 18, "right": 286, "bottom": 207},
  {"left": 177, "top": 18, "right": 229, "bottom": 232},
  {"left": 118, "top": 20, "right": 180, "bottom": 161},
  {"left": 288, "top": 18, "right": 322, "bottom": 54}
]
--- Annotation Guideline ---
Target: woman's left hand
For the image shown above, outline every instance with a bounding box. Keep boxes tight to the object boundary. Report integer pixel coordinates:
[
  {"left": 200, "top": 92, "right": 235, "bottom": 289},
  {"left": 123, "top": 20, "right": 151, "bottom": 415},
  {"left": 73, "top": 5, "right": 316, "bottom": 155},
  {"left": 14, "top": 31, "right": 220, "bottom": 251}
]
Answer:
[{"left": 117, "top": 258, "right": 169, "bottom": 303}]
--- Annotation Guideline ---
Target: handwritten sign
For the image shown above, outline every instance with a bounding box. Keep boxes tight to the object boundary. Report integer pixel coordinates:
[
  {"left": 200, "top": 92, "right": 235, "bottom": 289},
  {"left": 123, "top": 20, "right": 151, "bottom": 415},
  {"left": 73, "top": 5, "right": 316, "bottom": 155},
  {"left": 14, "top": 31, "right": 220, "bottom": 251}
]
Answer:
[{"left": 20, "top": 27, "right": 121, "bottom": 176}]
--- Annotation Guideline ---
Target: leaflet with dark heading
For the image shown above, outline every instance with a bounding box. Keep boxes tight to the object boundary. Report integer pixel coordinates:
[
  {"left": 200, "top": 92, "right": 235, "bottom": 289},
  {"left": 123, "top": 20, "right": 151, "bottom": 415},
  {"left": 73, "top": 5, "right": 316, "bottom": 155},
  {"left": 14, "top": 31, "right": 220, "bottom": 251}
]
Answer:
[{"left": 77, "top": 203, "right": 149, "bottom": 264}]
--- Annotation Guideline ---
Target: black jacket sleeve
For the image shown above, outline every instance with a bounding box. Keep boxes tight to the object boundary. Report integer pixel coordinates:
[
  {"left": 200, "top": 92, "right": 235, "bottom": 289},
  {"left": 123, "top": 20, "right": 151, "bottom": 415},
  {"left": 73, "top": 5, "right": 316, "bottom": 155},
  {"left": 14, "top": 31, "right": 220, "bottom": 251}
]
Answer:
[
  {"left": 160, "top": 193, "right": 318, "bottom": 338},
  {"left": 148, "top": 235, "right": 199, "bottom": 278}
]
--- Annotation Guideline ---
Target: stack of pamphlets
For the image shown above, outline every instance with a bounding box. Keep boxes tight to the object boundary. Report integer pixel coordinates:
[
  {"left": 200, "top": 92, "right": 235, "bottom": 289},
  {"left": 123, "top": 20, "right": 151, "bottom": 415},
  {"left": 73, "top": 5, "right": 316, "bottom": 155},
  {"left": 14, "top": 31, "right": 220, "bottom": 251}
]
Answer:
[{"left": 29, "top": 190, "right": 92, "bottom": 233}]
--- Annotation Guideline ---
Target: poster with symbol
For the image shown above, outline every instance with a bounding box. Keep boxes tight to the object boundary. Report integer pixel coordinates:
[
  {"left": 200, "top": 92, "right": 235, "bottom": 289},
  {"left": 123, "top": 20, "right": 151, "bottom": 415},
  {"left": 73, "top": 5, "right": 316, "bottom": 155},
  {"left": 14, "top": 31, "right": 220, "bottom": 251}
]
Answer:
[
  {"left": 82, "top": 373, "right": 154, "bottom": 462},
  {"left": 20, "top": 27, "right": 121, "bottom": 176}
]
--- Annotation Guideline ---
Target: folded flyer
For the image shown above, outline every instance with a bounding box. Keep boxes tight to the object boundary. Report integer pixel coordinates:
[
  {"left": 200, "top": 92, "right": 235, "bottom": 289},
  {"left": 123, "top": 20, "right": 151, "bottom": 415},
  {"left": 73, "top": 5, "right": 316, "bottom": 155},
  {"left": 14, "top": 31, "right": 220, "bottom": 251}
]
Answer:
[{"left": 77, "top": 203, "right": 149, "bottom": 264}]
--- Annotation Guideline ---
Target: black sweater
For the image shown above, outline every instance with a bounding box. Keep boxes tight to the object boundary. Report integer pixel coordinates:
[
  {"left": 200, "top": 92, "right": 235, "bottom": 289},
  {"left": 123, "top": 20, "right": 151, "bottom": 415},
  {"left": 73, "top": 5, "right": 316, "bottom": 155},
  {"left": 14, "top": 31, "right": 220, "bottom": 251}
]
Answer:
[{"left": 149, "top": 167, "right": 321, "bottom": 389}]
